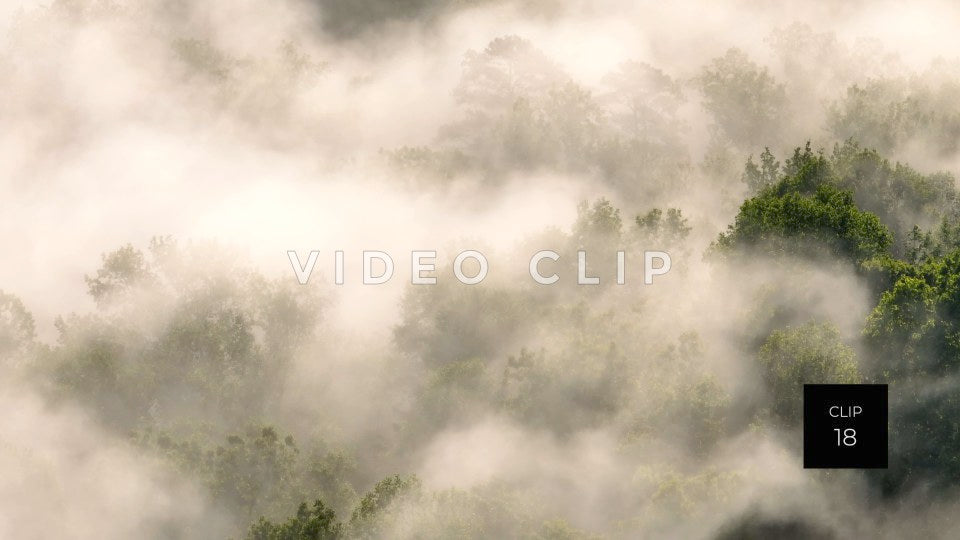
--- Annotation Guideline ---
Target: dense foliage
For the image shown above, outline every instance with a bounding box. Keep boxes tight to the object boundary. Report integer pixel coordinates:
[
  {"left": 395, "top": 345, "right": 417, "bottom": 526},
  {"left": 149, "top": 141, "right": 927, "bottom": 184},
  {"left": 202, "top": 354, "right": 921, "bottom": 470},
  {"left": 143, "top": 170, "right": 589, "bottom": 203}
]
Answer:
[{"left": 6, "top": 5, "right": 960, "bottom": 536}]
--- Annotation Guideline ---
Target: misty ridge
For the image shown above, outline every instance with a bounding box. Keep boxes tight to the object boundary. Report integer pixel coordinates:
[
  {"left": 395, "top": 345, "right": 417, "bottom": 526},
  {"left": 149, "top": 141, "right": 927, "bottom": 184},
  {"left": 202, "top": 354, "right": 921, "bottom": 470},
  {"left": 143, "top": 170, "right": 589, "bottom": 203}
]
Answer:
[{"left": 5, "top": 0, "right": 960, "bottom": 538}]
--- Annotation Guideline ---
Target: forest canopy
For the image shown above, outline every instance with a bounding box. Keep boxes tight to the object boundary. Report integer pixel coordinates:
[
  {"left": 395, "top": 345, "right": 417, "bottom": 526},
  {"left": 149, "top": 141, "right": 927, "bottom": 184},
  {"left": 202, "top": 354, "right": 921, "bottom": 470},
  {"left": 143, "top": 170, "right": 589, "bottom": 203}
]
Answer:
[{"left": 4, "top": 1, "right": 960, "bottom": 538}]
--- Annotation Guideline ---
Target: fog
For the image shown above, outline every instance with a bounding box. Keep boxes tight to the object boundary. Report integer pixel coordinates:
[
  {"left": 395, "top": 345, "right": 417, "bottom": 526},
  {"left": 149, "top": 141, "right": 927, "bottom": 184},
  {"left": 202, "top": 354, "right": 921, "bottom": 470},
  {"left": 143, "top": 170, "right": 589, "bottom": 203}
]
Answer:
[{"left": 3, "top": 0, "right": 960, "bottom": 538}]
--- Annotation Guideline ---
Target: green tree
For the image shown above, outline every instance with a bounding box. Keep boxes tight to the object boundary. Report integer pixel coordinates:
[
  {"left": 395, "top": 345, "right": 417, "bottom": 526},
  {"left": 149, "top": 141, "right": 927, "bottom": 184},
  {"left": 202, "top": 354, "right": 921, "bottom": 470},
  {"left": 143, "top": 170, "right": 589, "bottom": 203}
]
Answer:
[
  {"left": 348, "top": 475, "right": 422, "bottom": 539},
  {"left": 829, "top": 140, "right": 957, "bottom": 248},
  {"left": 827, "top": 75, "right": 960, "bottom": 157},
  {"left": 757, "top": 321, "right": 860, "bottom": 425},
  {"left": 46, "top": 239, "right": 324, "bottom": 430},
  {"left": 0, "top": 291, "right": 35, "bottom": 360},
  {"left": 696, "top": 48, "right": 788, "bottom": 148},
  {"left": 741, "top": 147, "right": 780, "bottom": 193},
  {"left": 247, "top": 500, "right": 343, "bottom": 540},
  {"left": 715, "top": 181, "right": 892, "bottom": 264},
  {"left": 865, "top": 251, "right": 960, "bottom": 376},
  {"left": 84, "top": 243, "right": 154, "bottom": 307},
  {"left": 634, "top": 207, "right": 692, "bottom": 245}
]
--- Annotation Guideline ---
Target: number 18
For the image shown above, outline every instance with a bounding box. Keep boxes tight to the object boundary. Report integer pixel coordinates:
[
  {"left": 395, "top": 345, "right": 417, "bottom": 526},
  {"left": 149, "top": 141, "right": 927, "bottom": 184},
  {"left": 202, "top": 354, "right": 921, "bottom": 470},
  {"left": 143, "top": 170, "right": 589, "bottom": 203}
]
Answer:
[{"left": 834, "top": 428, "right": 856, "bottom": 446}]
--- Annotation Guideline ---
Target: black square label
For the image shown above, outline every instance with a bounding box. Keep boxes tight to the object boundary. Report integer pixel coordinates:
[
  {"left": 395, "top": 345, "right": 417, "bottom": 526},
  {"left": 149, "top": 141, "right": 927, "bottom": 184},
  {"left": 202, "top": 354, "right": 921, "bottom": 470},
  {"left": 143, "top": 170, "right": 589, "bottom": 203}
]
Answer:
[{"left": 803, "top": 384, "right": 887, "bottom": 468}]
